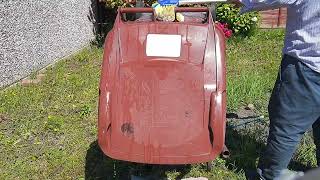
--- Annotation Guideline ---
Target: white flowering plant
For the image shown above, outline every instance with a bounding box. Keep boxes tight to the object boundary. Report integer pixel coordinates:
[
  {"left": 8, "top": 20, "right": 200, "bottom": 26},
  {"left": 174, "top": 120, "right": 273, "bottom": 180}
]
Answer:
[{"left": 216, "top": 3, "right": 260, "bottom": 36}]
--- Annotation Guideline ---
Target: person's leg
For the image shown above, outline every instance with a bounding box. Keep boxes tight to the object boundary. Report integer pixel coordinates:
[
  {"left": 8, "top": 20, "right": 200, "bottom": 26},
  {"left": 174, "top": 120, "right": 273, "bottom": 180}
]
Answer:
[
  {"left": 257, "top": 55, "right": 320, "bottom": 180},
  {"left": 313, "top": 117, "right": 320, "bottom": 167}
]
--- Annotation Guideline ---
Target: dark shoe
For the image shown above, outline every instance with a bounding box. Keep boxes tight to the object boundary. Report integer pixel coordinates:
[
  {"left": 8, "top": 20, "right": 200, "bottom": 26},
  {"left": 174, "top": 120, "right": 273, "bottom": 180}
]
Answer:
[{"left": 245, "top": 170, "right": 263, "bottom": 180}]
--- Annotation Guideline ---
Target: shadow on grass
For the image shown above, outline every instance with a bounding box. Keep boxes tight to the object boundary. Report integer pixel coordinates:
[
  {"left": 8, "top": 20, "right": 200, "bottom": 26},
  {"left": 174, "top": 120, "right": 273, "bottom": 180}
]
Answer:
[
  {"left": 85, "top": 130, "right": 314, "bottom": 180},
  {"left": 224, "top": 122, "right": 314, "bottom": 174},
  {"left": 85, "top": 141, "right": 192, "bottom": 180},
  {"left": 225, "top": 127, "right": 265, "bottom": 171},
  {"left": 289, "top": 161, "right": 315, "bottom": 172}
]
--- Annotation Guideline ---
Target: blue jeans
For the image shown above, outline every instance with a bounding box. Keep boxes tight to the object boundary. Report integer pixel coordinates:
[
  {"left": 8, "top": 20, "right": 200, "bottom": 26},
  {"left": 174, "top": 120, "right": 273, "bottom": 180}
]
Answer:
[{"left": 257, "top": 55, "right": 320, "bottom": 180}]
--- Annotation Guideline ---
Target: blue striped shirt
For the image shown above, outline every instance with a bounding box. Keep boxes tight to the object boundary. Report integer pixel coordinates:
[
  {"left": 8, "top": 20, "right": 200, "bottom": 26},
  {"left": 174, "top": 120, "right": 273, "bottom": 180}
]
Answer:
[{"left": 240, "top": 0, "right": 320, "bottom": 73}]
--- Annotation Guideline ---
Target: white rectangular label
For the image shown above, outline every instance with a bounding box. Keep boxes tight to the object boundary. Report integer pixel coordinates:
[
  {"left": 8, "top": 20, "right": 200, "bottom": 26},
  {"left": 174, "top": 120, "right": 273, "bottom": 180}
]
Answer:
[{"left": 146, "top": 34, "right": 181, "bottom": 57}]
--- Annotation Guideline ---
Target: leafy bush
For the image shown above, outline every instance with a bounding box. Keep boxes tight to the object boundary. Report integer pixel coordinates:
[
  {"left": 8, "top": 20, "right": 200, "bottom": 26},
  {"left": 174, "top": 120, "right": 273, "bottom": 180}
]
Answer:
[
  {"left": 96, "top": 1, "right": 258, "bottom": 43},
  {"left": 103, "top": 0, "right": 155, "bottom": 9},
  {"left": 104, "top": 0, "right": 128, "bottom": 9},
  {"left": 216, "top": 4, "right": 259, "bottom": 36}
]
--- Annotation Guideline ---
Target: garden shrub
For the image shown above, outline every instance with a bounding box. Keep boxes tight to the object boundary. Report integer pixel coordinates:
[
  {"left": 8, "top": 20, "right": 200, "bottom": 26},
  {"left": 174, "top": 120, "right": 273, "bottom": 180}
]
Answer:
[
  {"left": 95, "top": 1, "right": 259, "bottom": 44},
  {"left": 216, "top": 3, "right": 259, "bottom": 36}
]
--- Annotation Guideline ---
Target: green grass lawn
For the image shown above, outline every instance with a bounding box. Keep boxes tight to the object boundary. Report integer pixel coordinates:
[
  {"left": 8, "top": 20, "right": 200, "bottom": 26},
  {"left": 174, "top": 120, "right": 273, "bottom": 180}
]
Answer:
[{"left": 0, "top": 29, "right": 317, "bottom": 179}]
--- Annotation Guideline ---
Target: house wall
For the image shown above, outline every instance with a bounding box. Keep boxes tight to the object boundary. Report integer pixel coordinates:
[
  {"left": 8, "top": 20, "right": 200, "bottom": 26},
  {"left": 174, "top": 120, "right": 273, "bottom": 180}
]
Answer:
[{"left": 0, "top": 0, "right": 97, "bottom": 87}]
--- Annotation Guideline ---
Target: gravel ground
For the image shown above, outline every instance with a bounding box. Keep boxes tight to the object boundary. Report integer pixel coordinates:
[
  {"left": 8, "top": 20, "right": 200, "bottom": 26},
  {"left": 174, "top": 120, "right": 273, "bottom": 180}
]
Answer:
[{"left": 227, "top": 107, "right": 270, "bottom": 143}]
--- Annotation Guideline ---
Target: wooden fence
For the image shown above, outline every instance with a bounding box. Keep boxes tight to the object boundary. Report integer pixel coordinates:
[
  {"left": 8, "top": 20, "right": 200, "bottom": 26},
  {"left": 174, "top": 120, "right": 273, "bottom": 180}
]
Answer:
[{"left": 260, "top": 8, "right": 287, "bottom": 28}]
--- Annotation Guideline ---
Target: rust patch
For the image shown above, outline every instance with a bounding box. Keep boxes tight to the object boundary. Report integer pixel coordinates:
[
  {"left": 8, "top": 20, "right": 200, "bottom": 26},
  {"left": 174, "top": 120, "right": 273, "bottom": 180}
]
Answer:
[{"left": 121, "top": 122, "right": 134, "bottom": 136}]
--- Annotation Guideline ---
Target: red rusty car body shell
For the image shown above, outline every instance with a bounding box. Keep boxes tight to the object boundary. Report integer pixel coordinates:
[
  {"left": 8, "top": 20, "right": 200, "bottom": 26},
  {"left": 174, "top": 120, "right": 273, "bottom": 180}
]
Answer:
[{"left": 98, "top": 7, "right": 226, "bottom": 164}]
